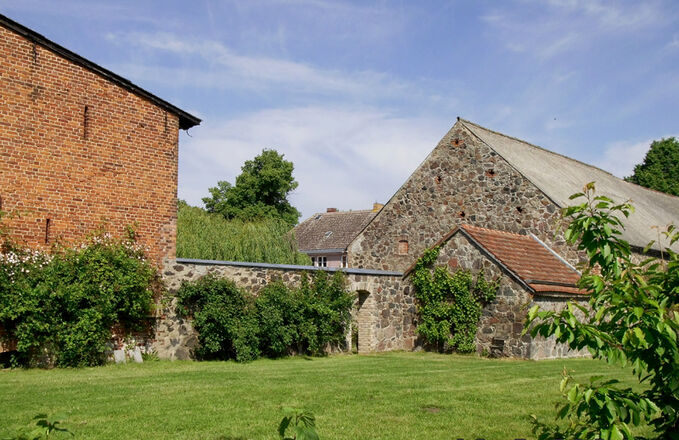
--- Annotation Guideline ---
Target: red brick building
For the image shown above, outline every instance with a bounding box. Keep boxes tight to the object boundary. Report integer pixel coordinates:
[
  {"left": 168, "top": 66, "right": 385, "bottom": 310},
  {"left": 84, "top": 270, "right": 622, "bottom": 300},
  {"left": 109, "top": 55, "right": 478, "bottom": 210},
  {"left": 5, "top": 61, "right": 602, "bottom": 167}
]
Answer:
[{"left": 0, "top": 14, "right": 200, "bottom": 263}]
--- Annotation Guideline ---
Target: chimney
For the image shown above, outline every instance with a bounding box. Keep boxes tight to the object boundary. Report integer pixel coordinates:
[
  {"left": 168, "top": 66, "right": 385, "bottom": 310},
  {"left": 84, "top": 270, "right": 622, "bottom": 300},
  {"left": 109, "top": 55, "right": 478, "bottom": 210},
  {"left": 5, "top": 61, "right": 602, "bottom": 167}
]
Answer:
[
  {"left": 327, "top": 208, "right": 338, "bottom": 213},
  {"left": 372, "top": 203, "right": 384, "bottom": 212}
]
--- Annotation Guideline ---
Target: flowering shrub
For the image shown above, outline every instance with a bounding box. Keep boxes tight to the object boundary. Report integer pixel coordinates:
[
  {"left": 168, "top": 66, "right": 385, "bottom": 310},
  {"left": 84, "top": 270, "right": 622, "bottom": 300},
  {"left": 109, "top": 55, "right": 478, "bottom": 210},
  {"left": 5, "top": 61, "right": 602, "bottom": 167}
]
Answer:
[{"left": 0, "top": 228, "right": 157, "bottom": 368}]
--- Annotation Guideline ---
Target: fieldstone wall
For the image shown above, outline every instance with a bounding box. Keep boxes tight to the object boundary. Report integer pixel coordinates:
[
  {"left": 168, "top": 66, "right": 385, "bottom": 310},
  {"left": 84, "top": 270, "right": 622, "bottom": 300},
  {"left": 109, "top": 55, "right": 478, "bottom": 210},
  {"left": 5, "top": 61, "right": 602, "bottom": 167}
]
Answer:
[
  {"left": 153, "top": 254, "right": 589, "bottom": 361},
  {"left": 348, "top": 120, "right": 581, "bottom": 272},
  {"left": 153, "top": 259, "right": 411, "bottom": 360},
  {"left": 425, "top": 232, "right": 589, "bottom": 360}
]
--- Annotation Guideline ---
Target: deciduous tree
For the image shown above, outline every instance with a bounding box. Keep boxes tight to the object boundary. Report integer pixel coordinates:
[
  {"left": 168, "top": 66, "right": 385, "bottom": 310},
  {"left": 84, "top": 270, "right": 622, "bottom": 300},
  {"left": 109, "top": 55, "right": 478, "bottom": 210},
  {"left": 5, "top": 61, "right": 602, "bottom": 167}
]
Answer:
[{"left": 203, "top": 149, "right": 301, "bottom": 226}]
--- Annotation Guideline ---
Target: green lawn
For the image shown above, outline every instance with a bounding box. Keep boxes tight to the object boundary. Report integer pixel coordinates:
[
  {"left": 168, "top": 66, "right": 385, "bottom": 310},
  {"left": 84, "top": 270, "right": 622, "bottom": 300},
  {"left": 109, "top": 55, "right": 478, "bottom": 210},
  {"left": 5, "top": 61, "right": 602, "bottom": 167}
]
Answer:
[{"left": 0, "top": 352, "right": 639, "bottom": 439}]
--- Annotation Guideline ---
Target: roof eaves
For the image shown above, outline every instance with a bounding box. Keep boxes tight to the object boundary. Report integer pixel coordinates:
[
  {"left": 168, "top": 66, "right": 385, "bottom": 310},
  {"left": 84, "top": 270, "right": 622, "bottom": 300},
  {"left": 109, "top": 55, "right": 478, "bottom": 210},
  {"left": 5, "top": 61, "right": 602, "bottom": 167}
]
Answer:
[{"left": 0, "top": 13, "right": 201, "bottom": 130}]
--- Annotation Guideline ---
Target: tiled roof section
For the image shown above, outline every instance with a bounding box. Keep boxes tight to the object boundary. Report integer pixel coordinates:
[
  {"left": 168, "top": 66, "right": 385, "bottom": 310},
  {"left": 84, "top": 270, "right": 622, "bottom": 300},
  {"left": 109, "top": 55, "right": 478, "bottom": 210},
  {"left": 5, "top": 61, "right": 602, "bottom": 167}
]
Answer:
[
  {"left": 460, "top": 225, "right": 585, "bottom": 295},
  {"left": 294, "top": 210, "right": 378, "bottom": 252}
]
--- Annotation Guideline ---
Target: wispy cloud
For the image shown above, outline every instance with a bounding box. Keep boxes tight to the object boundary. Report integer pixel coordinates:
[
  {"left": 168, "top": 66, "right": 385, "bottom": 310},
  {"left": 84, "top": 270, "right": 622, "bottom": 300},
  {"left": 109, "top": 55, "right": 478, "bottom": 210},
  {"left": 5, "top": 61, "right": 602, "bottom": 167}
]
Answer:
[
  {"left": 179, "top": 106, "right": 450, "bottom": 218},
  {"left": 482, "top": 0, "right": 670, "bottom": 60},
  {"left": 106, "top": 32, "right": 420, "bottom": 100}
]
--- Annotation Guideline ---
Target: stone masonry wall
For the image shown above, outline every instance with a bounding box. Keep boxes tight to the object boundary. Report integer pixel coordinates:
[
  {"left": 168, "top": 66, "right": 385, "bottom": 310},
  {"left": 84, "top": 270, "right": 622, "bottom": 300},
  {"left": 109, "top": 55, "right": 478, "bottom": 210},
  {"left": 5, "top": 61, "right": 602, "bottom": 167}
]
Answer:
[
  {"left": 155, "top": 257, "right": 586, "bottom": 361},
  {"left": 155, "top": 259, "right": 412, "bottom": 360},
  {"left": 430, "top": 232, "right": 589, "bottom": 360},
  {"left": 0, "top": 24, "right": 180, "bottom": 263},
  {"left": 349, "top": 120, "right": 580, "bottom": 272}
]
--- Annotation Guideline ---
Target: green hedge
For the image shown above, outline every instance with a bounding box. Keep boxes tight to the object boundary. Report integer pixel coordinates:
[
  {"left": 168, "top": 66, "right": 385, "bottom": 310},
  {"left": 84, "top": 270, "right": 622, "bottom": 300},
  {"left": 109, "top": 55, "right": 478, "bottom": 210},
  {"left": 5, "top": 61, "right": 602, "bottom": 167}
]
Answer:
[
  {"left": 177, "top": 201, "right": 310, "bottom": 265},
  {"left": 176, "top": 271, "right": 353, "bottom": 362},
  {"left": 0, "top": 230, "right": 157, "bottom": 368}
]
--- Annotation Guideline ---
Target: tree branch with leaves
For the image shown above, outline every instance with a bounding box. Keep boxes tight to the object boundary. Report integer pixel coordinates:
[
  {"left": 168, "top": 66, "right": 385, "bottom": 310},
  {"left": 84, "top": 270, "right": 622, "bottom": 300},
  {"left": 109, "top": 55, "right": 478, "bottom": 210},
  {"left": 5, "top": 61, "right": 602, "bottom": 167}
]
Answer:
[{"left": 525, "top": 182, "right": 679, "bottom": 440}]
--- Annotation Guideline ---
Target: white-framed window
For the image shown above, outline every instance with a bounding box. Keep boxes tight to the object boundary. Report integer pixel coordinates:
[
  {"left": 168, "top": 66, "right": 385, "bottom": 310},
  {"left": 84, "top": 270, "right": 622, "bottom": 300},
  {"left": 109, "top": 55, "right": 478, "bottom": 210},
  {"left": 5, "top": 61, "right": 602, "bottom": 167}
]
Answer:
[
  {"left": 341, "top": 255, "right": 348, "bottom": 268},
  {"left": 319, "top": 256, "right": 327, "bottom": 267}
]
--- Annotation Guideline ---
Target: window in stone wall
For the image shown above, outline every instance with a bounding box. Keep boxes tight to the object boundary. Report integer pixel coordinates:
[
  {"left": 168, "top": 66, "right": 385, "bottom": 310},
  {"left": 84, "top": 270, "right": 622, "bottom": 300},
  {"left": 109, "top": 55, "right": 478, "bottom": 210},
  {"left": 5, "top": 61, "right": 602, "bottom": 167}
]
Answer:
[
  {"left": 398, "top": 239, "right": 409, "bottom": 255},
  {"left": 341, "top": 255, "right": 348, "bottom": 268}
]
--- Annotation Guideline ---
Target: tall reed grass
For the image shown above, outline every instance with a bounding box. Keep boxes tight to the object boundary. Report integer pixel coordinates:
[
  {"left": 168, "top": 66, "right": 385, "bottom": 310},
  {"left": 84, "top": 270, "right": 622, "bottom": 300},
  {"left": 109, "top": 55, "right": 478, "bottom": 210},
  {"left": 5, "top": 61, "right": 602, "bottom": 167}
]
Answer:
[{"left": 177, "top": 202, "right": 310, "bottom": 265}]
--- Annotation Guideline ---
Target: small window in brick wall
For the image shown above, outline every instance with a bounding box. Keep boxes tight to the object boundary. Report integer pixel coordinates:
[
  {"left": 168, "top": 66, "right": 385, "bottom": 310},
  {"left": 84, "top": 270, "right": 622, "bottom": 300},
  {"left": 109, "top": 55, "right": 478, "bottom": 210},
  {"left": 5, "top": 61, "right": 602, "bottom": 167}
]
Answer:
[{"left": 398, "top": 239, "right": 409, "bottom": 255}]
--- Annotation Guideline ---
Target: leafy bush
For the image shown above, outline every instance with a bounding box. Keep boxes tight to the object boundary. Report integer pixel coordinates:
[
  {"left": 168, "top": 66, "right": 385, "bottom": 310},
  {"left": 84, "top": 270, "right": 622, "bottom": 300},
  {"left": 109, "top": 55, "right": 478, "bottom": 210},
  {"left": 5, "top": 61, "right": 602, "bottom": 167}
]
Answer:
[
  {"left": 175, "top": 275, "right": 260, "bottom": 362},
  {"left": 526, "top": 183, "right": 679, "bottom": 439},
  {"left": 412, "top": 247, "right": 499, "bottom": 353},
  {"left": 176, "top": 271, "right": 352, "bottom": 362},
  {"left": 177, "top": 201, "right": 310, "bottom": 265},
  {"left": 0, "top": 229, "right": 157, "bottom": 368}
]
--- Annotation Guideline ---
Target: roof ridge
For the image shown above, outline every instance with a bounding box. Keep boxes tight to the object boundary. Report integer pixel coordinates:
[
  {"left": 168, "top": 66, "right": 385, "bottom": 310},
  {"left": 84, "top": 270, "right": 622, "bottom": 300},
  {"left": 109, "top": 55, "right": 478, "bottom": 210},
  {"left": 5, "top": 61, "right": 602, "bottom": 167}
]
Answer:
[
  {"left": 309, "top": 209, "right": 375, "bottom": 216},
  {"left": 0, "top": 13, "right": 200, "bottom": 129},
  {"left": 458, "top": 118, "right": 679, "bottom": 202}
]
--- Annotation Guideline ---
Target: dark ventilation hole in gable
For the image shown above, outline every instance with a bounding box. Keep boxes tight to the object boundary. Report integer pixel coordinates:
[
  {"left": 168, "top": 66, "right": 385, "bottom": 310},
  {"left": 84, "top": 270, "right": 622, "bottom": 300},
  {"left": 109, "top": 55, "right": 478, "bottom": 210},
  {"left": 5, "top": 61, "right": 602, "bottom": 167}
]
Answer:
[
  {"left": 435, "top": 175, "right": 442, "bottom": 185},
  {"left": 516, "top": 206, "right": 523, "bottom": 214},
  {"left": 452, "top": 138, "right": 461, "bottom": 147},
  {"left": 485, "top": 169, "right": 496, "bottom": 178},
  {"left": 457, "top": 211, "right": 466, "bottom": 218}
]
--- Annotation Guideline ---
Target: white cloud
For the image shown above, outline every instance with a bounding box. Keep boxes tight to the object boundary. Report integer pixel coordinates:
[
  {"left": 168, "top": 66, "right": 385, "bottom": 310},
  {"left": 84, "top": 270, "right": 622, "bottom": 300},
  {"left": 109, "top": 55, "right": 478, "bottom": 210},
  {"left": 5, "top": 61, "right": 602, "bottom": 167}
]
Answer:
[
  {"left": 178, "top": 106, "right": 450, "bottom": 219},
  {"left": 105, "top": 32, "right": 416, "bottom": 99},
  {"left": 482, "top": 1, "right": 668, "bottom": 60},
  {"left": 596, "top": 136, "right": 677, "bottom": 178}
]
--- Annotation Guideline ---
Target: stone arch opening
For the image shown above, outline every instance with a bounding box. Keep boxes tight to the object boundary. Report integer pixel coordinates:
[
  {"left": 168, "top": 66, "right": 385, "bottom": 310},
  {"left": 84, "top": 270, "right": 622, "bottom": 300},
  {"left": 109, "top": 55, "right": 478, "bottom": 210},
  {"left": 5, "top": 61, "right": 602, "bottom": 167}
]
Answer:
[{"left": 355, "top": 289, "right": 373, "bottom": 354}]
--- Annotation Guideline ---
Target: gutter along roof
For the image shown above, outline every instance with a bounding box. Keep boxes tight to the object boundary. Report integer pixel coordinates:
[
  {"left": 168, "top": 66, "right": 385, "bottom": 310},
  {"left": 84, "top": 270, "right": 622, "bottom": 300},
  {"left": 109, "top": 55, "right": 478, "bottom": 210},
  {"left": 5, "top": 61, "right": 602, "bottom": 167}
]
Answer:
[{"left": 0, "top": 13, "right": 201, "bottom": 130}]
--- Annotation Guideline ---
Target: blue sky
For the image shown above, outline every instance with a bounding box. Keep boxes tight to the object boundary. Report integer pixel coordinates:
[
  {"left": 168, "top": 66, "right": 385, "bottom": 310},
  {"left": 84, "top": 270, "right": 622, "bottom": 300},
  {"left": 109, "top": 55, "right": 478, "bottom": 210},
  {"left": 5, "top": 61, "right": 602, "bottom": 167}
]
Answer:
[{"left": 3, "top": 0, "right": 678, "bottom": 219}]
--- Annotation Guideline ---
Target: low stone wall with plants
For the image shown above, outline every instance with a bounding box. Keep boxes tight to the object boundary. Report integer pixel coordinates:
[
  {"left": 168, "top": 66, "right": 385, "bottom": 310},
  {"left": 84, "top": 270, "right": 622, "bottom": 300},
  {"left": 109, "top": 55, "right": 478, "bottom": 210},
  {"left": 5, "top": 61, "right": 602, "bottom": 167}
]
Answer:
[{"left": 155, "top": 259, "right": 408, "bottom": 359}]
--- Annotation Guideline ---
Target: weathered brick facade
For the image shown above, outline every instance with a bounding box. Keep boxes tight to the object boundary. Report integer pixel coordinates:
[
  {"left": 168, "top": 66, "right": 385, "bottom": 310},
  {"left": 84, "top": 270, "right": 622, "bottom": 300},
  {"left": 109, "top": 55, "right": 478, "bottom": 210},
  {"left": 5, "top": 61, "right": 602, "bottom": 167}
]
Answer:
[{"left": 0, "top": 16, "right": 199, "bottom": 263}]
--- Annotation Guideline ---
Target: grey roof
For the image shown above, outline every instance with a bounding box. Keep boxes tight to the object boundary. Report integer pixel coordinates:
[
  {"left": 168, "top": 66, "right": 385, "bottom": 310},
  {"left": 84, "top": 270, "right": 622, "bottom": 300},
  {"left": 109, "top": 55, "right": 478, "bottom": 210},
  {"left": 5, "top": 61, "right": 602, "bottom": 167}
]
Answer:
[
  {"left": 459, "top": 119, "right": 679, "bottom": 252},
  {"left": 0, "top": 13, "right": 200, "bottom": 130},
  {"left": 295, "top": 210, "right": 377, "bottom": 252}
]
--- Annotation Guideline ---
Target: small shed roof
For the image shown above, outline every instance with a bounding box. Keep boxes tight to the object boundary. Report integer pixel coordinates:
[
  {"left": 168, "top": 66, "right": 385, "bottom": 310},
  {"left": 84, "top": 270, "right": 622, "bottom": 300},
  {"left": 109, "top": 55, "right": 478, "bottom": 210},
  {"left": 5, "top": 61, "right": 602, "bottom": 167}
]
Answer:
[
  {"left": 404, "top": 224, "right": 585, "bottom": 296},
  {"left": 295, "top": 210, "right": 377, "bottom": 252}
]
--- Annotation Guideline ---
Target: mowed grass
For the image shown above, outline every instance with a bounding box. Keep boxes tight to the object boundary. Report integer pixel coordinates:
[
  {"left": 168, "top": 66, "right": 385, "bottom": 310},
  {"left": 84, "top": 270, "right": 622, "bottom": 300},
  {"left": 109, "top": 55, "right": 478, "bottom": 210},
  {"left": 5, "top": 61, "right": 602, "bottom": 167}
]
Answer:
[{"left": 1, "top": 352, "right": 639, "bottom": 439}]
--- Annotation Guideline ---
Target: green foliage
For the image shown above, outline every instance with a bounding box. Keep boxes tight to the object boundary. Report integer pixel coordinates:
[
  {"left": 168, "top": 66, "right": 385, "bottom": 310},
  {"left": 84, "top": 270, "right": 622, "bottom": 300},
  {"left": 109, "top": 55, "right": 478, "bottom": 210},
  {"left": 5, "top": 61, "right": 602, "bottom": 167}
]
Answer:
[
  {"left": 177, "top": 201, "right": 310, "bottom": 265},
  {"left": 625, "top": 137, "right": 679, "bottom": 196},
  {"left": 0, "top": 229, "right": 156, "bottom": 368},
  {"left": 203, "top": 149, "right": 301, "bottom": 227},
  {"left": 2, "top": 413, "right": 73, "bottom": 439},
  {"left": 176, "top": 271, "right": 352, "bottom": 362},
  {"left": 278, "top": 408, "right": 319, "bottom": 440},
  {"left": 411, "top": 247, "right": 499, "bottom": 353},
  {"left": 525, "top": 182, "right": 679, "bottom": 439},
  {"left": 175, "top": 275, "right": 259, "bottom": 362}
]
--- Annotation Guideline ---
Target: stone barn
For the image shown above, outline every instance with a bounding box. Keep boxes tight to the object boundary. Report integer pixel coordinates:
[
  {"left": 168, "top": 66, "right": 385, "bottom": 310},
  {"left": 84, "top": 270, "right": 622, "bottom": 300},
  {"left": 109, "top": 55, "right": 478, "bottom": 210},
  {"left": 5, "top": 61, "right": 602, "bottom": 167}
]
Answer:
[
  {"left": 340, "top": 117, "right": 679, "bottom": 358},
  {"left": 157, "top": 118, "right": 678, "bottom": 360},
  {"left": 0, "top": 14, "right": 200, "bottom": 263}
]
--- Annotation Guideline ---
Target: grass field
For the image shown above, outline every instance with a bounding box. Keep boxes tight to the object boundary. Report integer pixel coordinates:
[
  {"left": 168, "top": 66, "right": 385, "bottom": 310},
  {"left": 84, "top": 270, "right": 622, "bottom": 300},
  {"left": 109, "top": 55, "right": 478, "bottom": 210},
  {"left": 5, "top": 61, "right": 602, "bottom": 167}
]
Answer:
[{"left": 0, "top": 352, "right": 639, "bottom": 439}]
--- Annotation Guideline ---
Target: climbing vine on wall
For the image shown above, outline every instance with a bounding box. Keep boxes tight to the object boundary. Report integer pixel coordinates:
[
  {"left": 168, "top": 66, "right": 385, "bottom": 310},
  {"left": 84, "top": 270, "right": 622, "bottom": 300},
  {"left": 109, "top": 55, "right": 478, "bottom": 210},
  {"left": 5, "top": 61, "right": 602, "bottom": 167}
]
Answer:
[{"left": 412, "top": 246, "right": 499, "bottom": 353}]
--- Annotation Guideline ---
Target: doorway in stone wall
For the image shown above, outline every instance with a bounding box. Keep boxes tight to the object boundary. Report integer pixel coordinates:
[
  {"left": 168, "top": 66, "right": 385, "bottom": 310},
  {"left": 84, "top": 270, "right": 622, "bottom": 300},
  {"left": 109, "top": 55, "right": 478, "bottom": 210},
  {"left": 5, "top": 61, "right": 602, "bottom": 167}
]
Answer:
[{"left": 356, "top": 290, "right": 371, "bottom": 354}]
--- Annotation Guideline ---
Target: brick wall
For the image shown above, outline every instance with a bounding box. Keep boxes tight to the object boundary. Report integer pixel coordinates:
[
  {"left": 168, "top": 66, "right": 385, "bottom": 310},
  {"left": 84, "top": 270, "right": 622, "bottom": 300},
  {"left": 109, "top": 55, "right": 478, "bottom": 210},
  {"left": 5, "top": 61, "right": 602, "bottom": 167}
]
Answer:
[
  {"left": 0, "top": 25, "right": 180, "bottom": 263},
  {"left": 348, "top": 121, "right": 579, "bottom": 272}
]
